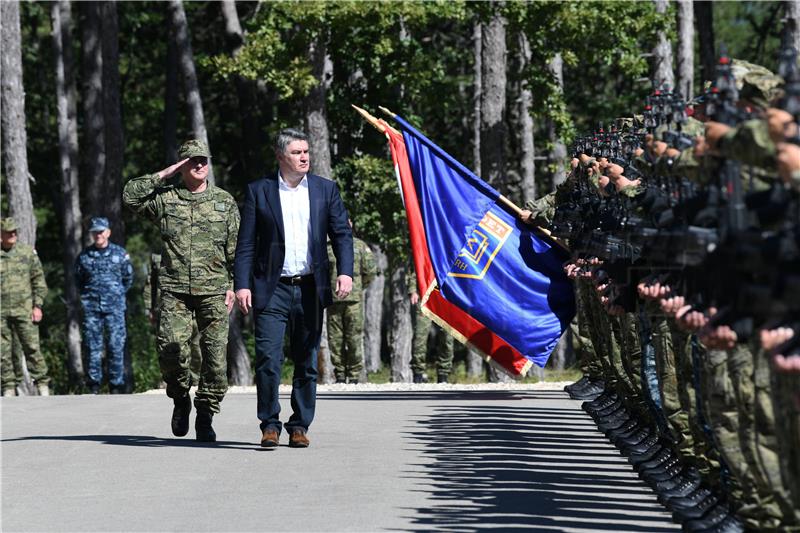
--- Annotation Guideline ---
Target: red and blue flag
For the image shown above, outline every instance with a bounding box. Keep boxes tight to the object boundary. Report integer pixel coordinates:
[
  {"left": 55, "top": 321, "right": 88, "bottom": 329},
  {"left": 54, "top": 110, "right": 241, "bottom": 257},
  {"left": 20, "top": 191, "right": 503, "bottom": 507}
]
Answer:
[{"left": 382, "top": 115, "right": 575, "bottom": 376}]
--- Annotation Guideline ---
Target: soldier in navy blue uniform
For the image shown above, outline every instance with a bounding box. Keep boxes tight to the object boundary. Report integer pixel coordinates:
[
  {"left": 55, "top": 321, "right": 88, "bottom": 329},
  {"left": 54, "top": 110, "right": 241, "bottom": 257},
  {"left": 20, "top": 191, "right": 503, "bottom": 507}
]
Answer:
[{"left": 75, "top": 217, "right": 134, "bottom": 393}]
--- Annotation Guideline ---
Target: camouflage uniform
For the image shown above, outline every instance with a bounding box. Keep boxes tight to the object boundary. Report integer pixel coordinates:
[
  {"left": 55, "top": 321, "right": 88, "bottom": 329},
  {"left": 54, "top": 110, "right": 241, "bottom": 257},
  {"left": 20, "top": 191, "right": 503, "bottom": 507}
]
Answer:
[
  {"left": 144, "top": 253, "right": 202, "bottom": 385},
  {"left": 75, "top": 223, "right": 134, "bottom": 390},
  {"left": 326, "top": 237, "right": 377, "bottom": 382},
  {"left": 0, "top": 219, "right": 49, "bottom": 393},
  {"left": 407, "top": 268, "right": 454, "bottom": 381},
  {"left": 122, "top": 141, "right": 240, "bottom": 415}
]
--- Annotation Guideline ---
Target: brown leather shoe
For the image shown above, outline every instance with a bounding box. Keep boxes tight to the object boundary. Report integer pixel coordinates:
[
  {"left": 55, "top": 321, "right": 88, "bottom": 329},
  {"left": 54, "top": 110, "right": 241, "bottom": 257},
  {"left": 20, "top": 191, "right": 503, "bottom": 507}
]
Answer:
[
  {"left": 288, "top": 429, "right": 309, "bottom": 448},
  {"left": 260, "top": 428, "right": 279, "bottom": 448}
]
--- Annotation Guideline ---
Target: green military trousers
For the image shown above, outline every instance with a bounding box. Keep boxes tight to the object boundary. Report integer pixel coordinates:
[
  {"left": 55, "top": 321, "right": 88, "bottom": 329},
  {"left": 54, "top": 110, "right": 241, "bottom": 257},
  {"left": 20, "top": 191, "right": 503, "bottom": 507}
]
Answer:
[
  {"left": 1, "top": 314, "right": 49, "bottom": 390},
  {"left": 327, "top": 301, "right": 365, "bottom": 381},
  {"left": 411, "top": 305, "right": 453, "bottom": 377},
  {"left": 158, "top": 291, "right": 228, "bottom": 414}
]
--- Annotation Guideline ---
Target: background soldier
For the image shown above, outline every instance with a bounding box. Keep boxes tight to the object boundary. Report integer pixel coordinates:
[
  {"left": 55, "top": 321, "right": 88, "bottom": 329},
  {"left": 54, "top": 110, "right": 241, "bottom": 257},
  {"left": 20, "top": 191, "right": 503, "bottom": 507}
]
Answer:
[
  {"left": 326, "top": 222, "right": 377, "bottom": 384},
  {"left": 123, "top": 139, "right": 239, "bottom": 442},
  {"left": 144, "top": 252, "right": 202, "bottom": 386},
  {"left": 75, "top": 217, "right": 134, "bottom": 394},
  {"left": 0, "top": 217, "right": 50, "bottom": 396},
  {"left": 407, "top": 267, "right": 454, "bottom": 384}
]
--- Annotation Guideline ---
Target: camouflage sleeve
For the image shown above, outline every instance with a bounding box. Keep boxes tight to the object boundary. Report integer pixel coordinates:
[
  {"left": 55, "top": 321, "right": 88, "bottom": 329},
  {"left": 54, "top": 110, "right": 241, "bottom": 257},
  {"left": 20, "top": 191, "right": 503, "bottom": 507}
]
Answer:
[
  {"left": 524, "top": 192, "right": 556, "bottom": 227},
  {"left": 30, "top": 250, "right": 47, "bottom": 308},
  {"left": 122, "top": 173, "right": 164, "bottom": 222},
  {"left": 142, "top": 264, "right": 152, "bottom": 314},
  {"left": 225, "top": 197, "right": 241, "bottom": 286},
  {"left": 717, "top": 119, "right": 776, "bottom": 171},
  {"left": 406, "top": 266, "right": 417, "bottom": 295},
  {"left": 360, "top": 241, "right": 378, "bottom": 287}
]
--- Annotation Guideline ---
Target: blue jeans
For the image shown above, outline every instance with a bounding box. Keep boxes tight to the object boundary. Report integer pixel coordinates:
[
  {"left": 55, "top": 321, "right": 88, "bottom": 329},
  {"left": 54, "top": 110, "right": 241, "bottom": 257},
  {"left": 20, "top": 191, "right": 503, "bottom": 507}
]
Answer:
[{"left": 254, "top": 280, "right": 323, "bottom": 434}]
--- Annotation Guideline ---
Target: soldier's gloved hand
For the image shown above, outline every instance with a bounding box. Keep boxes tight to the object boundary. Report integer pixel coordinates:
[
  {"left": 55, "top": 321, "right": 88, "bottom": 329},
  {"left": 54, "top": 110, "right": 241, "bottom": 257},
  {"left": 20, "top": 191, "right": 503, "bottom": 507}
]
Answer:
[
  {"left": 236, "top": 288, "right": 252, "bottom": 315},
  {"left": 225, "top": 290, "right": 235, "bottom": 315},
  {"left": 156, "top": 158, "right": 190, "bottom": 180},
  {"left": 31, "top": 306, "right": 42, "bottom": 324}
]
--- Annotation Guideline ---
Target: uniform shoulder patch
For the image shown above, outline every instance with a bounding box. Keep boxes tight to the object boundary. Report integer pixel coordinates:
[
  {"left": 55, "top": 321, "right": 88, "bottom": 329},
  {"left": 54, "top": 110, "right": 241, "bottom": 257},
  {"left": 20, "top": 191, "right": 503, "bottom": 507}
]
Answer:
[{"left": 214, "top": 202, "right": 227, "bottom": 212}]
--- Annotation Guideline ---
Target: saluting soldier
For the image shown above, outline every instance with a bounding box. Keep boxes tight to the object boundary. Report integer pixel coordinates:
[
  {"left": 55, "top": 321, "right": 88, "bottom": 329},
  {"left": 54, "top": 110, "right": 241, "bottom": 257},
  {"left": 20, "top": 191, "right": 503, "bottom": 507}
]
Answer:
[{"left": 123, "top": 140, "right": 239, "bottom": 442}]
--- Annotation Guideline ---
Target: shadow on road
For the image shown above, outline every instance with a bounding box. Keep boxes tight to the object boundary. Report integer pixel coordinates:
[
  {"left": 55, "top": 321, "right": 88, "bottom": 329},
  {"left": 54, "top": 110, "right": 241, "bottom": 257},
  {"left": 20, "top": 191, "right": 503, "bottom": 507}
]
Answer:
[
  {"left": 400, "top": 402, "right": 677, "bottom": 532},
  {"left": 1, "top": 434, "right": 257, "bottom": 450}
]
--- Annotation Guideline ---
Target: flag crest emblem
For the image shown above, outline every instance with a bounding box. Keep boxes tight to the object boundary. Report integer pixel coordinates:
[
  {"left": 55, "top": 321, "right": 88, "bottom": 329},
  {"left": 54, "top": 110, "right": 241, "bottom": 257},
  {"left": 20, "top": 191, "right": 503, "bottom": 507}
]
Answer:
[{"left": 449, "top": 211, "right": 512, "bottom": 280}]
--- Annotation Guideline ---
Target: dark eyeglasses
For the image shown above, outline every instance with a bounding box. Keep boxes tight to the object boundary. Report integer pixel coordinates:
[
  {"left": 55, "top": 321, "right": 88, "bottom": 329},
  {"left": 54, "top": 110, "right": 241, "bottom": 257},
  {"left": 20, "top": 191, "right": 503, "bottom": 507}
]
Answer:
[{"left": 190, "top": 157, "right": 209, "bottom": 167}]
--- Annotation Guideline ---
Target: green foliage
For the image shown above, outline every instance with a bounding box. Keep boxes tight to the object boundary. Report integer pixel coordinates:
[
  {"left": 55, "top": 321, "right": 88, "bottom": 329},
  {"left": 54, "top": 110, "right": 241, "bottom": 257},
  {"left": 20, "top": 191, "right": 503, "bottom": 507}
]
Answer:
[{"left": 333, "top": 155, "right": 408, "bottom": 260}]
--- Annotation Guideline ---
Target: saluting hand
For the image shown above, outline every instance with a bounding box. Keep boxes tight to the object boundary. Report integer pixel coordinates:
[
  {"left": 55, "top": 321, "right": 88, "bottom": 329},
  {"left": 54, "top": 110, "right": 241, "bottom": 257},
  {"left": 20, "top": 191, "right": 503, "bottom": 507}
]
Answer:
[{"left": 156, "top": 158, "right": 190, "bottom": 180}]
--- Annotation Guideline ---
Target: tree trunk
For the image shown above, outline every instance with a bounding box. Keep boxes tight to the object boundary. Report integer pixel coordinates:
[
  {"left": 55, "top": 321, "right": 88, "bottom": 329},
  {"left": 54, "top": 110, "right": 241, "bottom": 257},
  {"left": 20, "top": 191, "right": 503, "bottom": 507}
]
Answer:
[
  {"left": 466, "top": 21, "right": 485, "bottom": 379},
  {"left": 81, "top": 1, "right": 105, "bottom": 221},
  {"left": 694, "top": 1, "right": 715, "bottom": 85},
  {"left": 676, "top": 0, "right": 695, "bottom": 99},
  {"left": 548, "top": 53, "right": 568, "bottom": 189},
  {"left": 164, "top": 8, "right": 178, "bottom": 164},
  {"left": 1, "top": 0, "right": 37, "bottom": 245},
  {"left": 786, "top": 1, "right": 800, "bottom": 54},
  {"left": 52, "top": 0, "right": 85, "bottom": 390},
  {"left": 652, "top": 0, "right": 675, "bottom": 89},
  {"left": 168, "top": 0, "right": 214, "bottom": 184},
  {"left": 305, "top": 33, "right": 333, "bottom": 179},
  {"left": 472, "top": 21, "right": 482, "bottom": 176},
  {"left": 363, "top": 244, "right": 386, "bottom": 374},
  {"left": 220, "top": 0, "right": 263, "bottom": 178},
  {"left": 480, "top": 4, "right": 507, "bottom": 188},
  {"left": 466, "top": 348, "right": 484, "bottom": 378},
  {"left": 226, "top": 307, "right": 252, "bottom": 386},
  {"left": 389, "top": 262, "right": 412, "bottom": 382},
  {"left": 516, "top": 32, "right": 535, "bottom": 203},
  {"left": 100, "top": 1, "right": 125, "bottom": 243}
]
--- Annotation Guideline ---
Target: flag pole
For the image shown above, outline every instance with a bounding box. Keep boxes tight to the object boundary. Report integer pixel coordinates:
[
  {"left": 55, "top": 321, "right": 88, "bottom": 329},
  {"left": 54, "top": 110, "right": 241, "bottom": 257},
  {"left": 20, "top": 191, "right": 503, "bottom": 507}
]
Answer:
[{"left": 352, "top": 105, "right": 401, "bottom": 136}]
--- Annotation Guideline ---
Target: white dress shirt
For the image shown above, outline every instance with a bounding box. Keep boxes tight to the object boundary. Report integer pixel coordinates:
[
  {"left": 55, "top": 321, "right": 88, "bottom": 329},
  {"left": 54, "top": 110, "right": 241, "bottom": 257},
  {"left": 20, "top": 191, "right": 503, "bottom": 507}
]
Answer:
[{"left": 278, "top": 173, "right": 312, "bottom": 276}]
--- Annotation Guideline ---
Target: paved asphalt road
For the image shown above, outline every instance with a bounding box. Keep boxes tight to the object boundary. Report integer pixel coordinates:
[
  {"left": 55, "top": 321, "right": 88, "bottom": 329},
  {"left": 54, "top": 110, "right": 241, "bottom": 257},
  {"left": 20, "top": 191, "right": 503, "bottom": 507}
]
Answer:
[{"left": 2, "top": 388, "right": 680, "bottom": 532}]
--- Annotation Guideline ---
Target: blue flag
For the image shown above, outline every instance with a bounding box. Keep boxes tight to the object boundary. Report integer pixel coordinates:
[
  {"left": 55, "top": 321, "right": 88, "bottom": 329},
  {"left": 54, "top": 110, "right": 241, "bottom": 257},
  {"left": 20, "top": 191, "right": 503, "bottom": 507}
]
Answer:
[{"left": 395, "top": 115, "right": 576, "bottom": 368}]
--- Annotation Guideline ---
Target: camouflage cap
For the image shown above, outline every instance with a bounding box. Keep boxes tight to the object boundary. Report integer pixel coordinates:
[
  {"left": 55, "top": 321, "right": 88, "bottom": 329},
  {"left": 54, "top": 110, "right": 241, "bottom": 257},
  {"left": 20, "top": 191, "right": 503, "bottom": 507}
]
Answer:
[
  {"left": 178, "top": 139, "right": 211, "bottom": 159},
  {"left": 740, "top": 71, "right": 784, "bottom": 108},
  {"left": 0, "top": 217, "right": 17, "bottom": 232}
]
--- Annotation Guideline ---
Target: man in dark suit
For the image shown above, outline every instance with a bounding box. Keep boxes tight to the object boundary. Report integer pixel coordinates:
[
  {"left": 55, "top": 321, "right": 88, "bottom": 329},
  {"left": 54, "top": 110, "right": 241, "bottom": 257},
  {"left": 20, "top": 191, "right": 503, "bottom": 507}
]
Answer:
[{"left": 234, "top": 128, "right": 353, "bottom": 448}]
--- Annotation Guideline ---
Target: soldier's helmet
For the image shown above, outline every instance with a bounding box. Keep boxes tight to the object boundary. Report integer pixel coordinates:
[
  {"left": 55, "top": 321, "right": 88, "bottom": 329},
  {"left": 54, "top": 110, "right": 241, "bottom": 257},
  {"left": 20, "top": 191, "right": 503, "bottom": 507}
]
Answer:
[
  {"left": 89, "top": 216, "right": 110, "bottom": 233},
  {"left": 0, "top": 217, "right": 18, "bottom": 232},
  {"left": 178, "top": 140, "right": 211, "bottom": 160}
]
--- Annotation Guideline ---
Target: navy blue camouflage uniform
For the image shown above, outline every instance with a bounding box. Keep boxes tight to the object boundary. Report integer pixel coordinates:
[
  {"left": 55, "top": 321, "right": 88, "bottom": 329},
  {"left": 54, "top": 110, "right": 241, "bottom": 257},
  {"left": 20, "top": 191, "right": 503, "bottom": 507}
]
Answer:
[{"left": 75, "top": 242, "right": 134, "bottom": 388}]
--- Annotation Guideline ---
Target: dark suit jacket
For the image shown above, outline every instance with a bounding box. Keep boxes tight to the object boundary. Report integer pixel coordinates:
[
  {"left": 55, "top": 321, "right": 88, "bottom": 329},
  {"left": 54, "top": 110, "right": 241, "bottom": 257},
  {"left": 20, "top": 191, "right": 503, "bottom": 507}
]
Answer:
[{"left": 233, "top": 173, "right": 354, "bottom": 310}]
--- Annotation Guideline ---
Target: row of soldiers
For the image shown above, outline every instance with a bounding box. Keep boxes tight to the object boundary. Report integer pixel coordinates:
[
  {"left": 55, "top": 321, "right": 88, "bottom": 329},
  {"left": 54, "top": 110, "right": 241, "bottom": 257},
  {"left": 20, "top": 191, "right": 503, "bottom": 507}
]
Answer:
[{"left": 521, "top": 53, "right": 800, "bottom": 532}]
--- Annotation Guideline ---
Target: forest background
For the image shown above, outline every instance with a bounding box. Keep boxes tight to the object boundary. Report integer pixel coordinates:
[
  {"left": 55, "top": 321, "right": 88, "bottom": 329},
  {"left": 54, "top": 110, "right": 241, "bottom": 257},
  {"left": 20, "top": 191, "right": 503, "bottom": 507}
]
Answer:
[{"left": 0, "top": 0, "right": 792, "bottom": 393}]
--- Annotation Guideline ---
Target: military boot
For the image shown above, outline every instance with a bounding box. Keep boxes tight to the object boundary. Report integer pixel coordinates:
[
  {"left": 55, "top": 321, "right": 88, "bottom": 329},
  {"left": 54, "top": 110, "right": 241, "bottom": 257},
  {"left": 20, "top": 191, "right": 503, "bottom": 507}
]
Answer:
[
  {"left": 437, "top": 373, "right": 449, "bottom": 384},
  {"left": 195, "top": 411, "right": 216, "bottom": 442},
  {"left": 564, "top": 376, "right": 590, "bottom": 393},
  {"left": 413, "top": 373, "right": 427, "bottom": 384},
  {"left": 171, "top": 394, "right": 192, "bottom": 437},
  {"left": 3, "top": 388, "right": 16, "bottom": 397}
]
